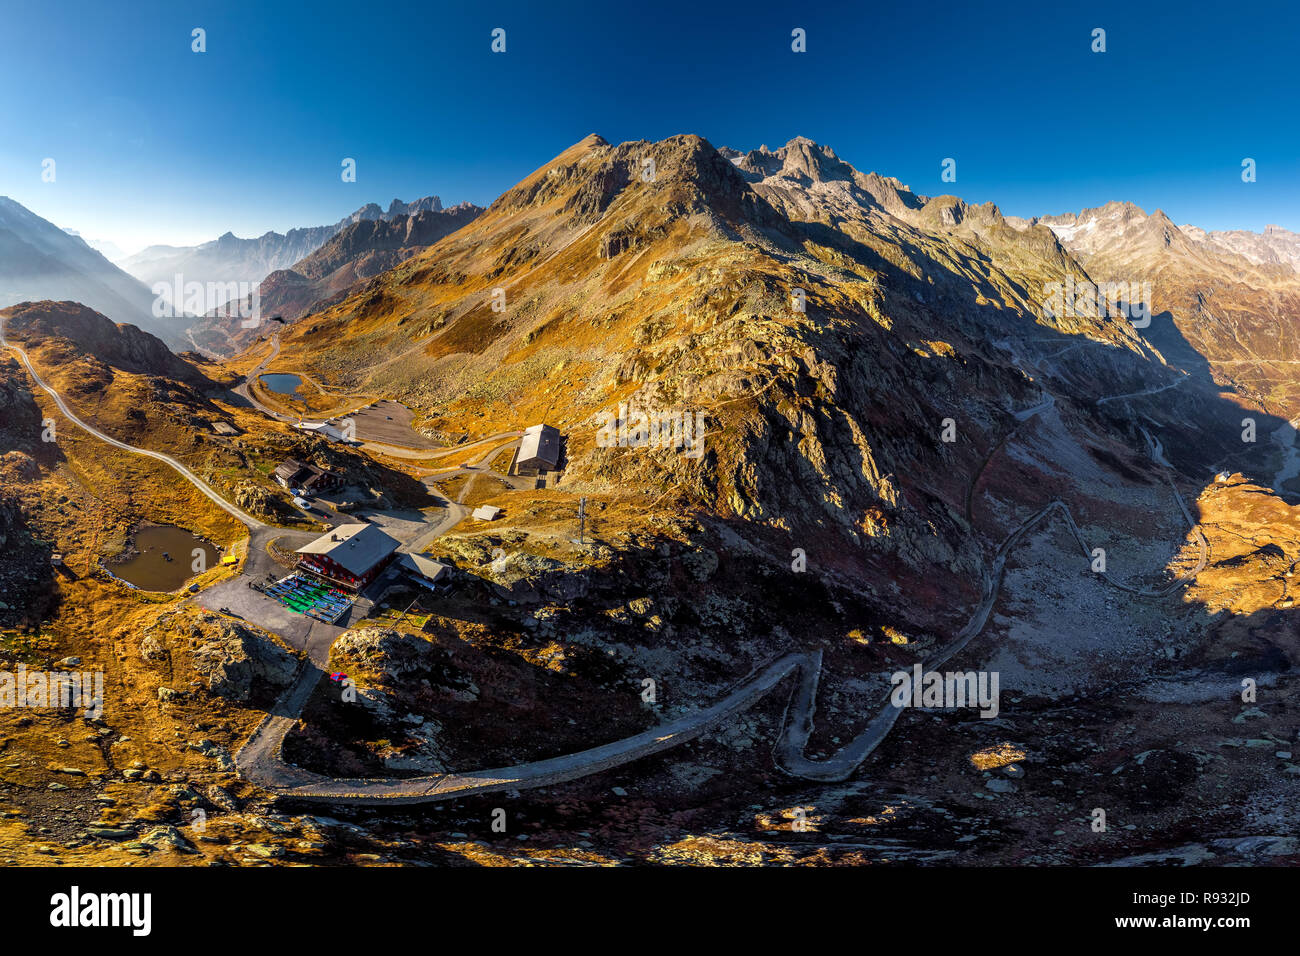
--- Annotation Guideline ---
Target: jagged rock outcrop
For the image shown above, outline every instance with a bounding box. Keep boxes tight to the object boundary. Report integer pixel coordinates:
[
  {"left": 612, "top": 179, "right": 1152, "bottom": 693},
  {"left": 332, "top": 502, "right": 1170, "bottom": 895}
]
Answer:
[{"left": 189, "top": 613, "right": 297, "bottom": 701}]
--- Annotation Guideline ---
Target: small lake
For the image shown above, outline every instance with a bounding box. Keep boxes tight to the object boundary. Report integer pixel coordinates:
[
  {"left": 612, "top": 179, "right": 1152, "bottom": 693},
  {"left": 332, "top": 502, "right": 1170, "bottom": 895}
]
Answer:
[
  {"left": 260, "top": 373, "right": 303, "bottom": 396},
  {"left": 111, "top": 525, "right": 221, "bottom": 592}
]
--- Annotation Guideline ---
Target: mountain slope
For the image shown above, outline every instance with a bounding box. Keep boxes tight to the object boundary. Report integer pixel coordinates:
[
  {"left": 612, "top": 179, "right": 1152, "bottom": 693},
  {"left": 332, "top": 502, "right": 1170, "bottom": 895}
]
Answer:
[
  {"left": 1030, "top": 201, "right": 1300, "bottom": 411},
  {"left": 62, "top": 229, "right": 128, "bottom": 262},
  {"left": 246, "top": 133, "right": 1195, "bottom": 593},
  {"left": 0, "top": 197, "right": 179, "bottom": 347},
  {"left": 10, "top": 136, "right": 1300, "bottom": 865}
]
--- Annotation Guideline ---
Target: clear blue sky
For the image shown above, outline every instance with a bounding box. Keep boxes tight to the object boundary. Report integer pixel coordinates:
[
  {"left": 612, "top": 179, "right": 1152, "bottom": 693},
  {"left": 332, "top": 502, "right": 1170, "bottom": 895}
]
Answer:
[{"left": 2, "top": 0, "right": 1296, "bottom": 253}]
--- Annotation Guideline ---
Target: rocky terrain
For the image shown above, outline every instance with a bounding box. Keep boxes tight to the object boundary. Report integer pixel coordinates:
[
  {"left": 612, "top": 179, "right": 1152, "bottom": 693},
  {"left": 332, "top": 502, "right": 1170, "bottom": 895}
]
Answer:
[
  {"left": 1, "top": 133, "right": 1298, "bottom": 866},
  {"left": 1028, "top": 201, "right": 1300, "bottom": 412}
]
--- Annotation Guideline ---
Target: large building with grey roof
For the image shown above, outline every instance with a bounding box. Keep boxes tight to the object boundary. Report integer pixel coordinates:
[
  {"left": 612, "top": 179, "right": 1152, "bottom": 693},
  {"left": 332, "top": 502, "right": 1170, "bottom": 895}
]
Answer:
[{"left": 295, "top": 523, "right": 399, "bottom": 591}]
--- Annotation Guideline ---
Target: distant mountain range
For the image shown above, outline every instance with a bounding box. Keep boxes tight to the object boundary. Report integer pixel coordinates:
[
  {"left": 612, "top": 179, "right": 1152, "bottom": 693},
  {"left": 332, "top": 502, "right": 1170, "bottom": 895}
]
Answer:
[
  {"left": 0, "top": 196, "right": 179, "bottom": 347},
  {"left": 116, "top": 196, "right": 450, "bottom": 315},
  {"left": 62, "top": 229, "right": 128, "bottom": 263},
  {"left": 1020, "top": 200, "right": 1300, "bottom": 397},
  {"left": 186, "top": 201, "right": 483, "bottom": 355},
  {"left": 0, "top": 193, "right": 481, "bottom": 355}
]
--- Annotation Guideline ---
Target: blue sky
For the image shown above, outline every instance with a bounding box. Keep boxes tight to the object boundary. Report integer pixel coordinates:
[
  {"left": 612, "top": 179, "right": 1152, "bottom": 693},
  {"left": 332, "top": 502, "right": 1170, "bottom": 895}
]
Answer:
[{"left": 2, "top": 0, "right": 1297, "bottom": 253}]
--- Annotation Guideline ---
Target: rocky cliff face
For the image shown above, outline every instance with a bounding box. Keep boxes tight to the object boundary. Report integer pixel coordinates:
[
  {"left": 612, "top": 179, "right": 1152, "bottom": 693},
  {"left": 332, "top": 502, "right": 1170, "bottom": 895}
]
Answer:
[
  {"left": 0, "top": 361, "right": 43, "bottom": 450},
  {"left": 189, "top": 614, "right": 298, "bottom": 701},
  {"left": 0, "top": 491, "right": 54, "bottom": 628}
]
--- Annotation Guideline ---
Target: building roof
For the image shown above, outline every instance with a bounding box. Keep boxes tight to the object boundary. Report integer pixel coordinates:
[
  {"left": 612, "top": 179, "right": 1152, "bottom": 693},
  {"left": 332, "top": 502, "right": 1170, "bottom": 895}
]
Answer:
[
  {"left": 296, "top": 523, "right": 399, "bottom": 576},
  {"left": 517, "top": 423, "right": 560, "bottom": 469},
  {"left": 296, "top": 421, "right": 348, "bottom": 443},
  {"left": 274, "top": 459, "right": 306, "bottom": 481},
  {"left": 276, "top": 458, "right": 332, "bottom": 488},
  {"left": 299, "top": 467, "right": 331, "bottom": 488},
  {"left": 472, "top": 505, "right": 502, "bottom": 520},
  {"left": 399, "top": 553, "right": 452, "bottom": 583}
]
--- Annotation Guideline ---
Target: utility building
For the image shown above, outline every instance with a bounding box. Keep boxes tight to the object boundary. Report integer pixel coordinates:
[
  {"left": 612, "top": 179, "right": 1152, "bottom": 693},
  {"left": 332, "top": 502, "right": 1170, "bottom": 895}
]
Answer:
[
  {"left": 399, "top": 554, "right": 453, "bottom": 592},
  {"left": 515, "top": 423, "right": 561, "bottom": 476}
]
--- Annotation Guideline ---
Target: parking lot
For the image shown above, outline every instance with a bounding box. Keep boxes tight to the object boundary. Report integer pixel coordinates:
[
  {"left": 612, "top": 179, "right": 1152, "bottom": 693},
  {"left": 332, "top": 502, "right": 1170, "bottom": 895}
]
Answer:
[{"left": 349, "top": 400, "right": 441, "bottom": 449}]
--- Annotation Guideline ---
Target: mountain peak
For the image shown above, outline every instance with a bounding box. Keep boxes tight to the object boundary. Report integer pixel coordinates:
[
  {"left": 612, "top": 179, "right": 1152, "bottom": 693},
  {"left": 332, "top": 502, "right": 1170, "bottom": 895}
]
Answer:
[{"left": 386, "top": 196, "right": 443, "bottom": 217}]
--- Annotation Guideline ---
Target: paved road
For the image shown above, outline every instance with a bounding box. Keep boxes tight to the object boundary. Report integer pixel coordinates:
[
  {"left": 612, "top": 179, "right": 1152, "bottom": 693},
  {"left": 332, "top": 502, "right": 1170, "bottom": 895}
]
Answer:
[
  {"left": 234, "top": 333, "right": 519, "bottom": 460},
  {"left": 238, "top": 491, "right": 1177, "bottom": 800},
  {"left": 365, "top": 431, "right": 523, "bottom": 462},
  {"left": 1, "top": 315, "right": 265, "bottom": 530},
  {"left": 1096, "top": 373, "right": 1188, "bottom": 406},
  {"left": 966, "top": 387, "right": 1053, "bottom": 522},
  {"left": 1013, "top": 393, "right": 1055, "bottom": 421},
  {"left": 232, "top": 334, "right": 294, "bottom": 423}
]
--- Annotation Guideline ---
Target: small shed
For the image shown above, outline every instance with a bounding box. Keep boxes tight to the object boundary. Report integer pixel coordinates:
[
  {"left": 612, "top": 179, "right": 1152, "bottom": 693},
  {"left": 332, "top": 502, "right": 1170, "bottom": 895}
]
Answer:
[
  {"left": 399, "top": 554, "right": 453, "bottom": 591},
  {"left": 472, "top": 505, "right": 502, "bottom": 521},
  {"left": 296, "top": 420, "right": 350, "bottom": 443}
]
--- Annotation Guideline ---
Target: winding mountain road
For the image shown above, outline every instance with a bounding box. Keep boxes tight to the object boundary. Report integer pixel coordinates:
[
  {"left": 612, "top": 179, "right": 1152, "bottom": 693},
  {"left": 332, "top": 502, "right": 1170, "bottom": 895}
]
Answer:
[
  {"left": 1095, "top": 373, "right": 1188, "bottom": 406},
  {"left": 232, "top": 334, "right": 294, "bottom": 423},
  {"left": 234, "top": 394, "right": 1213, "bottom": 804},
  {"left": 4, "top": 316, "right": 1214, "bottom": 804},
  {"left": 1, "top": 315, "right": 264, "bottom": 530}
]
